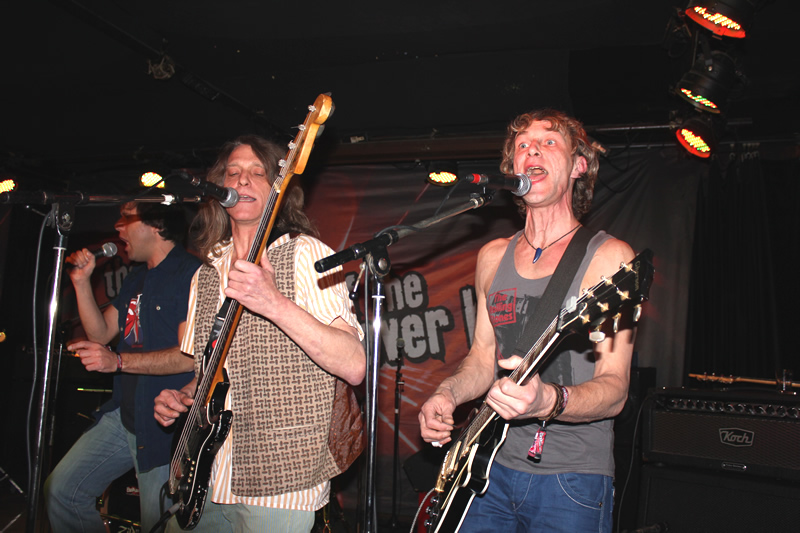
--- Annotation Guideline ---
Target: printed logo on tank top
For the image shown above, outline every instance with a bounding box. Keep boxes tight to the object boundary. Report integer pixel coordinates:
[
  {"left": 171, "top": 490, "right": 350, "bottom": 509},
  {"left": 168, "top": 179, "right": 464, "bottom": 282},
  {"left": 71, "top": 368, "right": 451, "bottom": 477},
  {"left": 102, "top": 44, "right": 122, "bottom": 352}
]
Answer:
[
  {"left": 124, "top": 293, "right": 143, "bottom": 348},
  {"left": 489, "top": 288, "right": 542, "bottom": 360},
  {"left": 488, "top": 288, "right": 517, "bottom": 326}
]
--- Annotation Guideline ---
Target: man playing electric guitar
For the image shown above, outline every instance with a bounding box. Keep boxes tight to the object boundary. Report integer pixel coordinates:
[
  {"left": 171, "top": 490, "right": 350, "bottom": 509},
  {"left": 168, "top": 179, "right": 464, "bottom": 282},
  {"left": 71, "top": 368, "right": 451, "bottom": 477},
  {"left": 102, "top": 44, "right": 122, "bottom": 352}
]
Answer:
[
  {"left": 419, "top": 109, "right": 636, "bottom": 532},
  {"left": 154, "top": 134, "right": 365, "bottom": 532}
]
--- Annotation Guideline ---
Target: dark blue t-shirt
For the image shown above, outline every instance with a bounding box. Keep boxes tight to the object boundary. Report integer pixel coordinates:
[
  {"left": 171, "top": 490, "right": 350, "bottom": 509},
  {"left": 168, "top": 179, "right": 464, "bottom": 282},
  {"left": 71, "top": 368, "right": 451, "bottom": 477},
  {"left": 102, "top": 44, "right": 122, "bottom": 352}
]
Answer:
[{"left": 97, "top": 244, "right": 200, "bottom": 472}]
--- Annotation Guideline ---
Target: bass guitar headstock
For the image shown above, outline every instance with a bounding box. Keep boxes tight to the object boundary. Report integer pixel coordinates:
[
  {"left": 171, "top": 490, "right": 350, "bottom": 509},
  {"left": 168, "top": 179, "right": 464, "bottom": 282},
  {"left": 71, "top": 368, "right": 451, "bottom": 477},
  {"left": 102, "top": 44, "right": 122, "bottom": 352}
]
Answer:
[{"left": 283, "top": 93, "right": 334, "bottom": 178}]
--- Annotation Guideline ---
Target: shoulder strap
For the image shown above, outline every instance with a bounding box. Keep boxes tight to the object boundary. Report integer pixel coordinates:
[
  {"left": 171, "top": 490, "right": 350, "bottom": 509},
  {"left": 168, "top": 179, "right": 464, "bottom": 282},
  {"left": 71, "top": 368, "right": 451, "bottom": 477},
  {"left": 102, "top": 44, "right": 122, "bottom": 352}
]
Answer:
[{"left": 512, "top": 226, "right": 593, "bottom": 355}]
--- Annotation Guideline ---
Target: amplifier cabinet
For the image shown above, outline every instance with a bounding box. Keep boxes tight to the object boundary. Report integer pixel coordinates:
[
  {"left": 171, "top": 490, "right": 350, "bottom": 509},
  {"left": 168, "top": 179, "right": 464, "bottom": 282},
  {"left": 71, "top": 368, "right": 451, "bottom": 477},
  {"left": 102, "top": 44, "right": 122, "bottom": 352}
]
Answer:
[
  {"left": 638, "top": 464, "right": 800, "bottom": 532},
  {"left": 642, "top": 387, "right": 800, "bottom": 481}
]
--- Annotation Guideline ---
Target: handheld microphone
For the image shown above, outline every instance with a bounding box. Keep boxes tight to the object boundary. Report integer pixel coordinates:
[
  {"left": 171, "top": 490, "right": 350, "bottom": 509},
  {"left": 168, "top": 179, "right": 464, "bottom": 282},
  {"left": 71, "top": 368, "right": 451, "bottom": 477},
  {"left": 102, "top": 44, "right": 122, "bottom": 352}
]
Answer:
[
  {"left": 462, "top": 173, "right": 531, "bottom": 197},
  {"left": 66, "top": 242, "right": 118, "bottom": 268},
  {"left": 174, "top": 172, "right": 239, "bottom": 208}
]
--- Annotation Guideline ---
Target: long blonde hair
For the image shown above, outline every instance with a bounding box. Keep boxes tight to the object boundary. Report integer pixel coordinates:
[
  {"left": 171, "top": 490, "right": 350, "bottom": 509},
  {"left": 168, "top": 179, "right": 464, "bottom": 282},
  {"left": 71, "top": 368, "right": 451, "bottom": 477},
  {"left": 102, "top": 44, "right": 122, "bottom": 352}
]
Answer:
[{"left": 191, "top": 135, "right": 318, "bottom": 262}]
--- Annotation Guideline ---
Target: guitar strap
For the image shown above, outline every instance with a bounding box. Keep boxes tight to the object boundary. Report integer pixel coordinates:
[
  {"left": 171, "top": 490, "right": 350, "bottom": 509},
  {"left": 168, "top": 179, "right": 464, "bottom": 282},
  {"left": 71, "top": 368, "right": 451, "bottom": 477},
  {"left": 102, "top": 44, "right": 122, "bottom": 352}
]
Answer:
[{"left": 512, "top": 225, "right": 594, "bottom": 356}]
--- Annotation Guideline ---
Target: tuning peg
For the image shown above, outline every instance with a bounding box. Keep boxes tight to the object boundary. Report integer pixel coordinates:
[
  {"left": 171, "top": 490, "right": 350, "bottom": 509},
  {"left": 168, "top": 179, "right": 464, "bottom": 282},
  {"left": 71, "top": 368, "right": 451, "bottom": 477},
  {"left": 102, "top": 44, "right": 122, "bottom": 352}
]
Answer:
[
  {"left": 589, "top": 325, "right": 606, "bottom": 343},
  {"left": 633, "top": 303, "right": 642, "bottom": 323},
  {"left": 612, "top": 312, "right": 621, "bottom": 333}
]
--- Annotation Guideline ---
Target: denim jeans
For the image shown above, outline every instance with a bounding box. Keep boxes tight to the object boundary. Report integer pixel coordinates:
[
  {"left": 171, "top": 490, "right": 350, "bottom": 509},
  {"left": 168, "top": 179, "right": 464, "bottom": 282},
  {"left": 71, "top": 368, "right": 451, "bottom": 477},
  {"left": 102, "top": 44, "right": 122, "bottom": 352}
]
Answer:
[
  {"left": 44, "top": 408, "right": 171, "bottom": 532},
  {"left": 459, "top": 461, "right": 614, "bottom": 533},
  {"left": 164, "top": 495, "right": 315, "bottom": 533}
]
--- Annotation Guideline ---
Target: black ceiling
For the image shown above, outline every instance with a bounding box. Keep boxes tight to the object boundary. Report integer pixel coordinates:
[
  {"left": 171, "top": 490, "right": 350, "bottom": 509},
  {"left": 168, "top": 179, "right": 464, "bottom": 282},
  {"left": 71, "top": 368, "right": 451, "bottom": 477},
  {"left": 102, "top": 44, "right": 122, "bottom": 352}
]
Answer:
[{"left": 2, "top": 0, "right": 798, "bottom": 192}]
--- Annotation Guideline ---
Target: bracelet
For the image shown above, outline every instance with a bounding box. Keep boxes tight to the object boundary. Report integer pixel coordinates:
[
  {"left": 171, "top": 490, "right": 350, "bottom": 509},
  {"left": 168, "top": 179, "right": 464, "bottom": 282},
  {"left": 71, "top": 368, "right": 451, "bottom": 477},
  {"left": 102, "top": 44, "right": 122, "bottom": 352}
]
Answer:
[
  {"left": 543, "top": 383, "right": 569, "bottom": 422},
  {"left": 115, "top": 351, "right": 123, "bottom": 372}
]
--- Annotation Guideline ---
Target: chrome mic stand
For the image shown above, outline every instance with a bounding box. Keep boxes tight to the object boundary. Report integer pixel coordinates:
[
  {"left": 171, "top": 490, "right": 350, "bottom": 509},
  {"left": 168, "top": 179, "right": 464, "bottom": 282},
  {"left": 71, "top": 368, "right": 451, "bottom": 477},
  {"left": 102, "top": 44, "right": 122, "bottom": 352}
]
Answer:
[{"left": 315, "top": 191, "right": 493, "bottom": 533}]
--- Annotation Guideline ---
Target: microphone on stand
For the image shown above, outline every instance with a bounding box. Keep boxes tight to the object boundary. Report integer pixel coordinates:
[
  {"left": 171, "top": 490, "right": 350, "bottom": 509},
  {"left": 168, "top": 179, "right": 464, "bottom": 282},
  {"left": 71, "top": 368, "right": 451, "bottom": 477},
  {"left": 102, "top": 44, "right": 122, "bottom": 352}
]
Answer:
[
  {"left": 462, "top": 173, "right": 532, "bottom": 196},
  {"left": 170, "top": 172, "right": 239, "bottom": 208},
  {"left": 65, "top": 242, "right": 118, "bottom": 268}
]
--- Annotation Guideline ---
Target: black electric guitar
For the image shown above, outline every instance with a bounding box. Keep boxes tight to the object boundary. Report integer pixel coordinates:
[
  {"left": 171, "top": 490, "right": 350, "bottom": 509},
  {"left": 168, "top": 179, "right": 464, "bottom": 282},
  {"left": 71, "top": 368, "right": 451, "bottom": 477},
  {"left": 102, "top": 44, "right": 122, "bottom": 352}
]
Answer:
[
  {"left": 425, "top": 249, "right": 654, "bottom": 533},
  {"left": 167, "top": 94, "right": 334, "bottom": 530}
]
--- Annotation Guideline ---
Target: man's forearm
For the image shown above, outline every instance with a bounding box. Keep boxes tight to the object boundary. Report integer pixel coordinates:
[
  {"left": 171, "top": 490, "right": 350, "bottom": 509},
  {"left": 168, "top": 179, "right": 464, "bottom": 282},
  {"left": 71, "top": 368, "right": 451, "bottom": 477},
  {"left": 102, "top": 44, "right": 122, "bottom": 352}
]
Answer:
[
  {"left": 73, "top": 279, "right": 114, "bottom": 342},
  {"left": 437, "top": 352, "right": 496, "bottom": 406},
  {"left": 120, "top": 347, "right": 195, "bottom": 375}
]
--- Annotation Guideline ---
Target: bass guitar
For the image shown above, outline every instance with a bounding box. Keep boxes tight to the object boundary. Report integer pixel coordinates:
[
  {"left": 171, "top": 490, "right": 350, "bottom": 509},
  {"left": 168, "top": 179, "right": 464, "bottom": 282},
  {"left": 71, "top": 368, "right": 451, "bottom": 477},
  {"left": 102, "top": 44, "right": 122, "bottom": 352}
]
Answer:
[
  {"left": 425, "top": 249, "right": 654, "bottom": 533},
  {"left": 167, "top": 94, "right": 334, "bottom": 529}
]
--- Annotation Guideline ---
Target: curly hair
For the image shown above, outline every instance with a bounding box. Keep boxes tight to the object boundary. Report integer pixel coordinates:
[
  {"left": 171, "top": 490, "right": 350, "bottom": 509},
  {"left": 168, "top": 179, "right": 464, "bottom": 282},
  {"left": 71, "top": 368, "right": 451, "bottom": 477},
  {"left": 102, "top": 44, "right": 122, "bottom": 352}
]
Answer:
[
  {"left": 191, "top": 134, "right": 318, "bottom": 262},
  {"left": 499, "top": 109, "right": 598, "bottom": 220}
]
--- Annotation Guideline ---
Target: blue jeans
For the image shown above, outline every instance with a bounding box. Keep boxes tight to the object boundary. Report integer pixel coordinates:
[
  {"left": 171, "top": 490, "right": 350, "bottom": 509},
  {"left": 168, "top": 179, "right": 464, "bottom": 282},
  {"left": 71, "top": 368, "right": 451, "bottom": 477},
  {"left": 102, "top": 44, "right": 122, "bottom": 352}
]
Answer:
[
  {"left": 459, "top": 462, "right": 614, "bottom": 533},
  {"left": 45, "top": 408, "right": 171, "bottom": 532}
]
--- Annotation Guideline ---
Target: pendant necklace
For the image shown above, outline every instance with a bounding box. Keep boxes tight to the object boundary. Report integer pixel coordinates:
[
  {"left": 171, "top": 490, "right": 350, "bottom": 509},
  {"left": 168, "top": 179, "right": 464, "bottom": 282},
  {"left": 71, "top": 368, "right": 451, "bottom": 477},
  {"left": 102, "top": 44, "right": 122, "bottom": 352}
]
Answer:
[{"left": 522, "top": 224, "right": 581, "bottom": 264}]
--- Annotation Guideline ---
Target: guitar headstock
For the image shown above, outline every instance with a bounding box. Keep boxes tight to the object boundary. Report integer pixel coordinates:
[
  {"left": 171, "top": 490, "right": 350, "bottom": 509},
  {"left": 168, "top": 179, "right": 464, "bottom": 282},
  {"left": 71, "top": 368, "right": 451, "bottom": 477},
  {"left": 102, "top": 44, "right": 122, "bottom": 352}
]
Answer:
[
  {"left": 558, "top": 249, "right": 654, "bottom": 338},
  {"left": 247, "top": 94, "right": 333, "bottom": 264},
  {"left": 283, "top": 93, "right": 334, "bottom": 178}
]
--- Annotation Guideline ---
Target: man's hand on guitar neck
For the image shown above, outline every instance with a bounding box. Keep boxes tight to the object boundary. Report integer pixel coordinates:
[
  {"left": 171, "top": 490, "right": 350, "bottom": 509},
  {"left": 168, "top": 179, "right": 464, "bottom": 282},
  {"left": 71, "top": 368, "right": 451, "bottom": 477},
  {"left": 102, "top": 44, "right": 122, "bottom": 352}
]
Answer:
[
  {"left": 154, "top": 378, "right": 197, "bottom": 427},
  {"left": 486, "top": 356, "right": 556, "bottom": 421}
]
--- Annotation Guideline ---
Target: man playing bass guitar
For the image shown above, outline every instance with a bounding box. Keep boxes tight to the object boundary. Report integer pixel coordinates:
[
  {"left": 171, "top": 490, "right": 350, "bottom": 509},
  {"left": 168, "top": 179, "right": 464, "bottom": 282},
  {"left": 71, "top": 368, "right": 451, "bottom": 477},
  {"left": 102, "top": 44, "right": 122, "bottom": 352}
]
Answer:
[
  {"left": 419, "top": 109, "right": 636, "bottom": 533},
  {"left": 154, "top": 134, "right": 365, "bottom": 532}
]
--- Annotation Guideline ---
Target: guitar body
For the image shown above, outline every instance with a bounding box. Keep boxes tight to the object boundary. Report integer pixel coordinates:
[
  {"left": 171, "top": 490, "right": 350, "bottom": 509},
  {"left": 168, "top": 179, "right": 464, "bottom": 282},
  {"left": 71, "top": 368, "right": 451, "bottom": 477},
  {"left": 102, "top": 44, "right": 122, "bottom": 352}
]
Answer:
[
  {"left": 428, "top": 418, "right": 509, "bottom": 533},
  {"left": 171, "top": 380, "right": 233, "bottom": 529}
]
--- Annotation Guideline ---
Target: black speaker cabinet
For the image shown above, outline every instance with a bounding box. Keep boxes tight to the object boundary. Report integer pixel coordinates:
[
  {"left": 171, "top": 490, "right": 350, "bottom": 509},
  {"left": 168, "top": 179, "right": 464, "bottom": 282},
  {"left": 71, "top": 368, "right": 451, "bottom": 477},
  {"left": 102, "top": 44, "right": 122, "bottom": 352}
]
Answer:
[
  {"left": 613, "top": 367, "right": 656, "bottom": 532},
  {"left": 638, "top": 464, "right": 800, "bottom": 532},
  {"left": 643, "top": 387, "right": 800, "bottom": 481}
]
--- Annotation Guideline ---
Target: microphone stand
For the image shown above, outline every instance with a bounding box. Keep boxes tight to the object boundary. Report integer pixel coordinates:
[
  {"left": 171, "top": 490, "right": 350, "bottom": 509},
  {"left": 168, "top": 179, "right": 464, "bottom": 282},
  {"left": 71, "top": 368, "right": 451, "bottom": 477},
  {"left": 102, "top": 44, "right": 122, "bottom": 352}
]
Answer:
[
  {"left": 26, "top": 196, "right": 77, "bottom": 533},
  {"left": 390, "top": 339, "right": 405, "bottom": 530},
  {"left": 316, "top": 191, "right": 493, "bottom": 533},
  {"left": 0, "top": 190, "right": 200, "bottom": 532}
]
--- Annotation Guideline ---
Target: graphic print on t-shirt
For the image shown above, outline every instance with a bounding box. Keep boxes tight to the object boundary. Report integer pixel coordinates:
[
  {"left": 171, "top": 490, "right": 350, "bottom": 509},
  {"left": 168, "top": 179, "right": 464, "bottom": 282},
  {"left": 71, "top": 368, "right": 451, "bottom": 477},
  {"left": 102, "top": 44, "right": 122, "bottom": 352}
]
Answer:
[
  {"left": 488, "top": 288, "right": 541, "bottom": 359},
  {"left": 124, "top": 293, "right": 143, "bottom": 348},
  {"left": 488, "top": 289, "right": 517, "bottom": 327}
]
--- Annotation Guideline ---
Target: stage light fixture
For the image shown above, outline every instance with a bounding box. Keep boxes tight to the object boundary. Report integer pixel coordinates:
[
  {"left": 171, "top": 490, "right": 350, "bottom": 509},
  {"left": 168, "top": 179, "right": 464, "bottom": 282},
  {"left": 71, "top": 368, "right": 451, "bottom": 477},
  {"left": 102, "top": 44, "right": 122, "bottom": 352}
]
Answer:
[
  {"left": 685, "top": 0, "right": 756, "bottom": 38},
  {"left": 674, "top": 114, "right": 720, "bottom": 158},
  {"left": 140, "top": 171, "right": 165, "bottom": 188},
  {"left": 676, "top": 50, "right": 738, "bottom": 114},
  {"left": 0, "top": 179, "right": 16, "bottom": 193},
  {"left": 427, "top": 161, "right": 459, "bottom": 186}
]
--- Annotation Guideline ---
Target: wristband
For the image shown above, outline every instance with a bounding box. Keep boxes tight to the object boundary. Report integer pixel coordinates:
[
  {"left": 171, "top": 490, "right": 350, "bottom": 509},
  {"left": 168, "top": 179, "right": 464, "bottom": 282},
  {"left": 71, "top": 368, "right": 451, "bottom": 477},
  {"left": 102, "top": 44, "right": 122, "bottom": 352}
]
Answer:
[
  {"left": 115, "top": 351, "right": 123, "bottom": 372},
  {"left": 543, "top": 383, "right": 568, "bottom": 422}
]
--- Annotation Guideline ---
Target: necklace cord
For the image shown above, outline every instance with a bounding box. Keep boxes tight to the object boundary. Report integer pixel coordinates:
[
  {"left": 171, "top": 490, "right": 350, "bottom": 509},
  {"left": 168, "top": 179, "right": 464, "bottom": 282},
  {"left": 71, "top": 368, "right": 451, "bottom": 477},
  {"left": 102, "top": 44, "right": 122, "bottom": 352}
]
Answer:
[{"left": 522, "top": 224, "right": 581, "bottom": 264}]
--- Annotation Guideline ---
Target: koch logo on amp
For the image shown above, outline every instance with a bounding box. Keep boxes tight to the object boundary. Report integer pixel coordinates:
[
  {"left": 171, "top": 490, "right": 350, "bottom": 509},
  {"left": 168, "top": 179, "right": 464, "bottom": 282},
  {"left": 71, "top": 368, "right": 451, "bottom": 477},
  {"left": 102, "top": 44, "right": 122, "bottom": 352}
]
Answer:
[{"left": 719, "top": 428, "right": 755, "bottom": 447}]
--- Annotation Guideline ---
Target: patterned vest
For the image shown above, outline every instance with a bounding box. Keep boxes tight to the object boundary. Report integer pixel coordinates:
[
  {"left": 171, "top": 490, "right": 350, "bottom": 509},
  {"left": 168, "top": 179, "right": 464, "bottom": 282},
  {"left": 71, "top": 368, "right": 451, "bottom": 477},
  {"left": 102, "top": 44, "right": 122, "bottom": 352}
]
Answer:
[{"left": 193, "top": 237, "right": 363, "bottom": 496}]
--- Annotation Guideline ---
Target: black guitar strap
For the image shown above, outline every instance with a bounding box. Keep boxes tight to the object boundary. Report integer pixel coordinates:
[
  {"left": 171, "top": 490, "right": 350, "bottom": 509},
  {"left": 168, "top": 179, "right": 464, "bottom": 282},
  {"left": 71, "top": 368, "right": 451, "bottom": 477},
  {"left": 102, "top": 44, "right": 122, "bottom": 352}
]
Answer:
[{"left": 512, "top": 225, "right": 594, "bottom": 356}]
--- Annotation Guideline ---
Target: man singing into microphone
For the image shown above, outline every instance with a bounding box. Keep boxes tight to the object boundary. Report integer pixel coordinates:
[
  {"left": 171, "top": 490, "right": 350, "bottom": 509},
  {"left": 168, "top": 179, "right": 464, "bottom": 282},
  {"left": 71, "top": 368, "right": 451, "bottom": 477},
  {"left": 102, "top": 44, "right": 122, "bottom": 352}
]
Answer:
[
  {"left": 45, "top": 201, "right": 201, "bottom": 533},
  {"left": 419, "top": 109, "right": 635, "bottom": 532}
]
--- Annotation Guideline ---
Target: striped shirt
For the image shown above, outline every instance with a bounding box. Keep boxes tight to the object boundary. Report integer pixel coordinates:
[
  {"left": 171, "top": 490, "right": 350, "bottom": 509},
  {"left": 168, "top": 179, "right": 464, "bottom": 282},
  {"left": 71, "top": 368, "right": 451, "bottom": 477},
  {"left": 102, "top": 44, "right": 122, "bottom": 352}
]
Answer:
[{"left": 180, "top": 233, "right": 362, "bottom": 510}]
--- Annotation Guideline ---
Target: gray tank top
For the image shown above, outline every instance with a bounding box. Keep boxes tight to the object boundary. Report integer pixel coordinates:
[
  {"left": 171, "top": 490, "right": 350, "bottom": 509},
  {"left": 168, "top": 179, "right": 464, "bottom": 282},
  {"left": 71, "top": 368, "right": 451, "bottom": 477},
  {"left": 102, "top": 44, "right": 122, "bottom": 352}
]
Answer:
[{"left": 488, "top": 229, "right": 616, "bottom": 477}]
